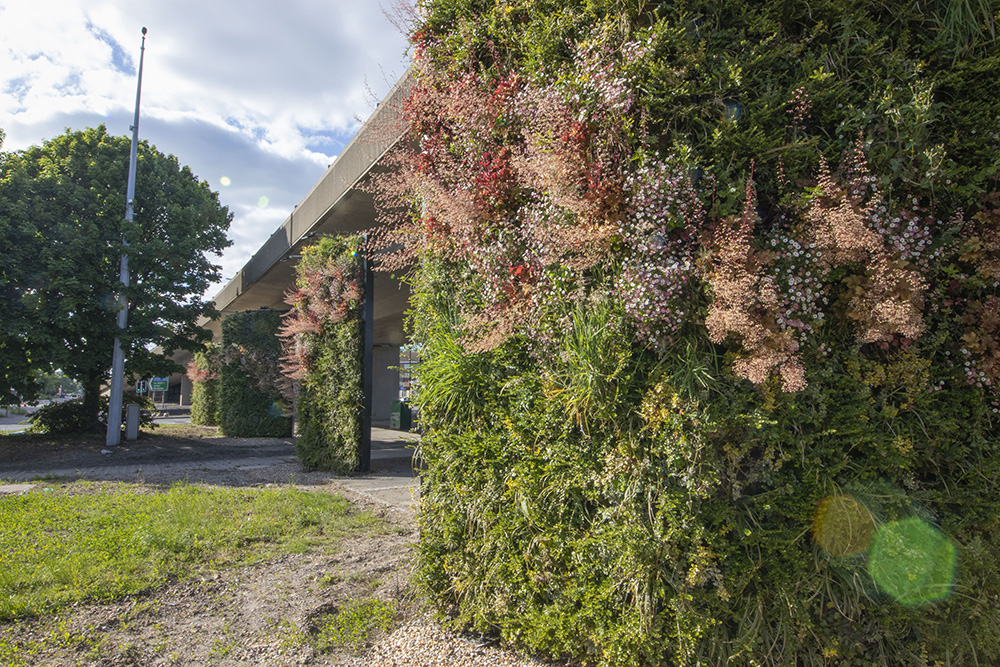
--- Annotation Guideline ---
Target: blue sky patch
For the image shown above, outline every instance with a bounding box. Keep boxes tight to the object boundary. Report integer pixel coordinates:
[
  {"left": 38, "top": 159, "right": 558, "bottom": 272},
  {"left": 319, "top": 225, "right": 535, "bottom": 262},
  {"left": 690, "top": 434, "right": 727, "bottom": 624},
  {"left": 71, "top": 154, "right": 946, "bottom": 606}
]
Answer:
[
  {"left": 5, "top": 76, "right": 30, "bottom": 103},
  {"left": 303, "top": 127, "right": 352, "bottom": 156},
  {"left": 86, "top": 22, "right": 135, "bottom": 75},
  {"left": 56, "top": 72, "right": 83, "bottom": 96}
]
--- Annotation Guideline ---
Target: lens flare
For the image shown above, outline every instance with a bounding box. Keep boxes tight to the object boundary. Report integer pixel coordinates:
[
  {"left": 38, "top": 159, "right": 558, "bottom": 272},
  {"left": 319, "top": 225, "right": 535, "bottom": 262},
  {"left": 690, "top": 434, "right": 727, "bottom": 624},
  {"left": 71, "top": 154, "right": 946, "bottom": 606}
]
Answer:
[
  {"left": 724, "top": 100, "right": 745, "bottom": 122},
  {"left": 258, "top": 196, "right": 269, "bottom": 208},
  {"left": 220, "top": 176, "right": 232, "bottom": 187},
  {"left": 813, "top": 494, "right": 874, "bottom": 557},
  {"left": 869, "top": 518, "right": 956, "bottom": 605}
]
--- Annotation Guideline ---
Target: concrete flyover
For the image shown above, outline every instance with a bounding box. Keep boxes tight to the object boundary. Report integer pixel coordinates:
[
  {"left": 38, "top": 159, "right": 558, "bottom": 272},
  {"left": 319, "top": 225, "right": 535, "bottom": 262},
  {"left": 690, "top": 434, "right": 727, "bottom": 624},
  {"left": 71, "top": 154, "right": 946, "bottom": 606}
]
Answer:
[{"left": 170, "top": 70, "right": 415, "bottom": 430}]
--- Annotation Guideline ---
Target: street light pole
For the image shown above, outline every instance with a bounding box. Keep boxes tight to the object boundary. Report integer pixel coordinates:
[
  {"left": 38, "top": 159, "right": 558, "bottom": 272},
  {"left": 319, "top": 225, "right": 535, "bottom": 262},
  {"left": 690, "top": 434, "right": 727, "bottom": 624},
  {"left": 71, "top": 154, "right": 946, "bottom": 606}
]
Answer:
[{"left": 107, "top": 27, "right": 147, "bottom": 447}]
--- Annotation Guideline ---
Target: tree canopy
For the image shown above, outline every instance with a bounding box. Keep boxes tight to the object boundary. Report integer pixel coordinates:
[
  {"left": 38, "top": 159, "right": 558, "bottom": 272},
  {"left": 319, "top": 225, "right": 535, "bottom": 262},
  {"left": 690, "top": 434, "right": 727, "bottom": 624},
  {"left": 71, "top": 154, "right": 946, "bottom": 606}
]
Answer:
[{"left": 0, "top": 125, "right": 232, "bottom": 420}]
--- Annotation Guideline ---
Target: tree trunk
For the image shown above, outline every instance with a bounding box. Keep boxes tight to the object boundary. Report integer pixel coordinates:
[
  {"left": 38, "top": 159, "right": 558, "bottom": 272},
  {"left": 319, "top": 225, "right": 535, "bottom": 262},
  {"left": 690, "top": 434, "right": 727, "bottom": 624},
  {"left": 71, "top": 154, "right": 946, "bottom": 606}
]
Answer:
[{"left": 81, "top": 374, "right": 103, "bottom": 433}]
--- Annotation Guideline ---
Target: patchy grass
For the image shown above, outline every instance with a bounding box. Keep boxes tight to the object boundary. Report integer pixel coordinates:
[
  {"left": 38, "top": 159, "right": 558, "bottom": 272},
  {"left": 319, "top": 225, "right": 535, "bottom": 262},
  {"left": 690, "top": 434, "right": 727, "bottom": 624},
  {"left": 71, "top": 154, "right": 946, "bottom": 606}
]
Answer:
[
  {"left": 309, "top": 598, "right": 397, "bottom": 653},
  {"left": 0, "top": 423, "right": 221, "bottom": 444},
  {"left": 141, "top": 423, "right": 222, "bottom": 438},
  {"left": 0, "top": 614, "right": 104, "bottom": 667},
  {"left": 0, "top": 481, "right": 382, "bottom": 620}
]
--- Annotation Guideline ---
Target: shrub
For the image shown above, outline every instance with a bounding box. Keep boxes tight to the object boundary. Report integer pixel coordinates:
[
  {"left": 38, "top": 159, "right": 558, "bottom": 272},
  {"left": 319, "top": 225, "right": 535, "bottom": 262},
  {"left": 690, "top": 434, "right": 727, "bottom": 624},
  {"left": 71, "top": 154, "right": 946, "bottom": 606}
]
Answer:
[
  {"left": 188, "top": 344, "right": 221, "bottom": 426},
  {"left": 29, "top": 395, "right": 155, "bottom": 435}
]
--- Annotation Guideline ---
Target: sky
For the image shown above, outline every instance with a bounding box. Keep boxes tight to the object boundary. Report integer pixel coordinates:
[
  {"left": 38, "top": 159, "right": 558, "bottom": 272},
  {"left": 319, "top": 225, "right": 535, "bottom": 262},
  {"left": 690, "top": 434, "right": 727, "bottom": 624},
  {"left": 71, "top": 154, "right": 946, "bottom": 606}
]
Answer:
[{"left": 0, "top": 0, "right": 414, "bottom": 297}]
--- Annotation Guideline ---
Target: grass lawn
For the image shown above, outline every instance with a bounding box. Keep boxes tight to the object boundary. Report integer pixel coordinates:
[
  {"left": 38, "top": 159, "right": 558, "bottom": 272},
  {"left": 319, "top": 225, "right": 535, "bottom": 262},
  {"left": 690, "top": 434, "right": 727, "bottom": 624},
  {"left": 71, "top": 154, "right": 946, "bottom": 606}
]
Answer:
[{"left": 0, "top": 481, "right": 382, "bottom": 620}]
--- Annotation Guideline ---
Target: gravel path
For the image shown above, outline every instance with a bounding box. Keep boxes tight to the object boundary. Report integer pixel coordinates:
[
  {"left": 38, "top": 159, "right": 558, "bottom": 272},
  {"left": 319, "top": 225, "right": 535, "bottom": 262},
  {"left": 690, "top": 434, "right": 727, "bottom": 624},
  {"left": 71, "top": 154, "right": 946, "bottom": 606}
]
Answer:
[{"left": 350, "top": 621, "right": 559, "bottom": 666}]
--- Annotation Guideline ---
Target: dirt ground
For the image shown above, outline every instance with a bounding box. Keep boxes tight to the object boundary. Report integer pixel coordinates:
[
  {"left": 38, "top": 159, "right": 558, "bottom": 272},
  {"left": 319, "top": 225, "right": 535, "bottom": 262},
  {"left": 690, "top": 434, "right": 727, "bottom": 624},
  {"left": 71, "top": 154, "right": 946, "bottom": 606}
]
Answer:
[
  {"left": 0, "top": 427, "right": 423, "bottom": 666},
  {"left": 2, "top": 525, "right": 417, "bottom": 666},
  {"left": 0, "top": 427, "right": 559, "bottom": 667}
]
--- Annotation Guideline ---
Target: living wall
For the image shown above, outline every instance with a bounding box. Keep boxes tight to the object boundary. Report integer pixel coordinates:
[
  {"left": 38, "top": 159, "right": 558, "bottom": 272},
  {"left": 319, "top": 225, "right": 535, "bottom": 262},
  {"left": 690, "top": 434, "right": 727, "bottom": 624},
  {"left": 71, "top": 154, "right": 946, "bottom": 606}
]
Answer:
[
  {"left": 279, "top": 235, "right": 365, "bottom": 473},
  {"left": 219, "top": 310, "right": 292, "bottom": 438},
  {"left": 384, "top": 0, "right": 1000, "bottom": 664},
  {"left": 187, "top": 344, "right": 221, "bottom": 426}
]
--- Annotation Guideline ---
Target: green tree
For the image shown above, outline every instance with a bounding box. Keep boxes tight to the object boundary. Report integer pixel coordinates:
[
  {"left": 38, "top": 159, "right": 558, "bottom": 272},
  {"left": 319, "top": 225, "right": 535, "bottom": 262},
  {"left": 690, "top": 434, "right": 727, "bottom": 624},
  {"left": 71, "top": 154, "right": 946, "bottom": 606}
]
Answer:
[
  {"left": 0, "top": 125, "right": 232, "bottom": 427},
  {"left": 0, "top": 127, "right": 39, "bottom": 406},
  {"left": 27, "top": 369, "right": 83, "bottom": 398}
]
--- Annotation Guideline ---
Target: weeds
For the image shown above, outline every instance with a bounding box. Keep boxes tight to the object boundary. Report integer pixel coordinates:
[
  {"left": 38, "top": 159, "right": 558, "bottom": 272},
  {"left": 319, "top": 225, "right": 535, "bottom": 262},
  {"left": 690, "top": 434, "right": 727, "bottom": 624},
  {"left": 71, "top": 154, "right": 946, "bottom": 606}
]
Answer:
[{"left": 310, "top": 598, "right": 396, "bottom": 653}]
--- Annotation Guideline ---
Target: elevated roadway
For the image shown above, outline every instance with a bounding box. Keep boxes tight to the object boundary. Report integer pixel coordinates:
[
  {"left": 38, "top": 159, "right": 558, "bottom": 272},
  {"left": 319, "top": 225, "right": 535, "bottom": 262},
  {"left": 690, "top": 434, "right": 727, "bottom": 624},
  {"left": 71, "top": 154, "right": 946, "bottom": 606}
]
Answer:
[{"left": 170, "top": 70, "right": 415, "bottom": 424}]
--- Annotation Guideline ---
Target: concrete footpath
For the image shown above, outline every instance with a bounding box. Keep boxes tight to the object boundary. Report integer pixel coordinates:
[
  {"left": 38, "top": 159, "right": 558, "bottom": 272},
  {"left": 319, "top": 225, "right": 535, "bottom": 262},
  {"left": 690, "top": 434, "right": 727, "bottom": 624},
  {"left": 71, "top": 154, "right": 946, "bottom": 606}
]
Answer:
[
  {"left": 0, "top": 410, "right": 34, "bottom": 433},
  {"left": 0, "top": 427, "right": 422, "bottom": 512}
]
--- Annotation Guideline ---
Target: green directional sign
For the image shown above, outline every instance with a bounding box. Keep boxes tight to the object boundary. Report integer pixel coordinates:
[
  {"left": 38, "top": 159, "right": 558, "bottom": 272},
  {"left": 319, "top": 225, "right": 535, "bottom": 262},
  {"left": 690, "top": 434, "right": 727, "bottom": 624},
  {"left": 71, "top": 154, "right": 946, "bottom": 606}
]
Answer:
[{"left": 150, "top": 378, "right": 169, "bottom": 392}]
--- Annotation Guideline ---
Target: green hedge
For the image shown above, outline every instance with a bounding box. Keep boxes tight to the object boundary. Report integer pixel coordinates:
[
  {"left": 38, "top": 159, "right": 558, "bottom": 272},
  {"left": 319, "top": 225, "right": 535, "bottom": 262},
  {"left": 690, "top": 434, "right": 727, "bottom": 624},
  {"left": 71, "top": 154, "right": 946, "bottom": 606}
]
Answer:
[
  {"left": 219, "top": 310, "right": 292, "bottom": 438},
  {"left": 190, "top": 379, "right": 219, "bottom": 426},
  {"left": 414, "top": 270, "right": 1000, "bottom": 666},
  {"left": 398, "top": 1, "right": 1000, "bottom": 665},
  {"left": 281, "top": 235, "right": 365, "bottom": 473},
  {"left": 188, "top": 345, "right": 220, "bottom": 426},
  {"left": 294, "top": 321, "right": 363, "bottom": 472}
]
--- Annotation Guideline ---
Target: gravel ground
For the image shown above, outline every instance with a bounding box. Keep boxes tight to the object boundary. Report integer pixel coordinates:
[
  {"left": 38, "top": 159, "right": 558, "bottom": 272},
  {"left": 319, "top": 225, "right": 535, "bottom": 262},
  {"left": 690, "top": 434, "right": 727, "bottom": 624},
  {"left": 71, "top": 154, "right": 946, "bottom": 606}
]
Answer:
[{"left": 350, "top": 621, "right": 559, "bottom": 667}]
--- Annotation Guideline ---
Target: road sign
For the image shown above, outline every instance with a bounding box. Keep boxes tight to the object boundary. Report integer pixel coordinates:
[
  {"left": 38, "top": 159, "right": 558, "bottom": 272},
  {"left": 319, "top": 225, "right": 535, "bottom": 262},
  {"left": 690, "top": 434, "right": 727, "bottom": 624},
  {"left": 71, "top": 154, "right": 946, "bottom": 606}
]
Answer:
[{"left": 150, "top": 378, "right": 169, "bottom": 392}]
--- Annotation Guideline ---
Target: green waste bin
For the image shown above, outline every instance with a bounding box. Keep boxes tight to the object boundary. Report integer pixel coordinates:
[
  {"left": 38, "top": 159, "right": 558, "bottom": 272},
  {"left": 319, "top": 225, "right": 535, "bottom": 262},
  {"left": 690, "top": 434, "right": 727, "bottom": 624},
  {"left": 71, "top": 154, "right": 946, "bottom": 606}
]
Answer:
[{"left": 390, "top": 400, "right": 412, "bottom": 431}]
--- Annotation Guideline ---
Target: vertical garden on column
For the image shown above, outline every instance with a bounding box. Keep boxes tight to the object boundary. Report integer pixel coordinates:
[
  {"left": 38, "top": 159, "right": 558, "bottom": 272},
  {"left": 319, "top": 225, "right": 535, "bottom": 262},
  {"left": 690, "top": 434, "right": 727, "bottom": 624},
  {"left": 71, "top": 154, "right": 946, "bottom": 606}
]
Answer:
[
  {"left": 187, "top": 344, "right": 220, "bottom": 426},
  {"left": 280, "top": 235, "right": 365, "bottom": 473},
  {"left": 379, "top": 0, "right": 1000, "bottom": 664},
  {"left": 219, "top": 310, "right": 292, "bottom": 437}
]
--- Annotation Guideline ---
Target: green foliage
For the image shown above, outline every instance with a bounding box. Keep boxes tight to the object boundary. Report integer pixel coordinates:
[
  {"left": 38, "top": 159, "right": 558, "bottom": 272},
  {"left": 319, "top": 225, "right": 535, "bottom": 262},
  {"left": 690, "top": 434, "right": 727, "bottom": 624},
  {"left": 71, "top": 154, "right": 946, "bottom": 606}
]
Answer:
[
  {"left": 28, "top": 394, "right": 155, "bottom": 435},
  {"left": 188, "top": 344, "right": 221, "bottom": 426},
  {"left": 0, "top": 482, "right": 380, "bottom": 620},
  {"left": 294, "top": 322, "right": 363, "bottom": 471},
  {"left": 32, "top": 371, "right": 82, "bottom": 399},
  {"left": 190, "top": 379, "right": 220, "bottom": 427},
  {"left": 282, "top": 235, "right": 365, "bottom": 473},
  {"left": 415, "top": 288, "right": 1000, "bottom": 665},
  {"left": 219, "top": 310, "right": 292, "bottom": 437},
  {"left": 0, "top": 125, "right": 232, "bottom": 421},
  {"left": 403, "top": 1, "right": 1000, "bottom": 665}
]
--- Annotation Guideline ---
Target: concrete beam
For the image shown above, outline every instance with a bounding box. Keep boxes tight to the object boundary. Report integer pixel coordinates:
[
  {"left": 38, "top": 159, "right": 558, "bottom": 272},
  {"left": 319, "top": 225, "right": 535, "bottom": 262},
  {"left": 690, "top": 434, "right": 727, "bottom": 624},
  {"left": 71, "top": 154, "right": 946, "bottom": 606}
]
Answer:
[
  {"left": 168, "top": 69, "right": 414, "bottom": 395},
  {"left": 205, "top": 68, "right": 414, "bottom": 346}
]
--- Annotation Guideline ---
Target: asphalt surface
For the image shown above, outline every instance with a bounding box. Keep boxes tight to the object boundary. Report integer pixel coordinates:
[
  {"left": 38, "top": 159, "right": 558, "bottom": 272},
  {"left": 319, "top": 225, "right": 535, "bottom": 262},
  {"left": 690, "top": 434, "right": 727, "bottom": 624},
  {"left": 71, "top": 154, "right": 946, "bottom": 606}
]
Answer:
[
  {"left": 0, "top": 399, "right": 195, "bottom": 432},
  {"left": 0, "top": 408, "right": 422, "bottom": 511}
]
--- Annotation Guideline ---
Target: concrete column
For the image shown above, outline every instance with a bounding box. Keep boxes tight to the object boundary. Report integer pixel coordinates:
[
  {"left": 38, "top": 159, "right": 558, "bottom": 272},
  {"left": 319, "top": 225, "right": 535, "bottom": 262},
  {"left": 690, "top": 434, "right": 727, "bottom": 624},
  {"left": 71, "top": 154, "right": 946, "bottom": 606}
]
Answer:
[
  {"left": 373, "top": 345, "right": 400, "bottom": 427},
  {"left": 179, "top": 375, "right": 193, "bottom": 407},
  {"left": 360, "top": 258, "right": 374, "bottom": 473}
]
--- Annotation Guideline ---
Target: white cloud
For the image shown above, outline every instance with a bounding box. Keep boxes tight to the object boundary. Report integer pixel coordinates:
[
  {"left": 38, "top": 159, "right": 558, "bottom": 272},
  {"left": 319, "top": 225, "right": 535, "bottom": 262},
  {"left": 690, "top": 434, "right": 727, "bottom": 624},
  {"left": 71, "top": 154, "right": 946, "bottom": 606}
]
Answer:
[{"left": 0, "top": 0, "right": 412, "bottom": 294}]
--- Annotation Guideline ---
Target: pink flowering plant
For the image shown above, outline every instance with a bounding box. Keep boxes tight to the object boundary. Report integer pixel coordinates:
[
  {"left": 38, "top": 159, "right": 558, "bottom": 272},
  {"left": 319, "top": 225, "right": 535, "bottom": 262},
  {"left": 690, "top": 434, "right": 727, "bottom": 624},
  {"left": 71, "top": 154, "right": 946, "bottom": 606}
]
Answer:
[
  {"left": 382, "top": 1, "right": 1000, "bottom": 665},
  {"left": 279, "top": 235, "right": 365, "bottom": 472}
]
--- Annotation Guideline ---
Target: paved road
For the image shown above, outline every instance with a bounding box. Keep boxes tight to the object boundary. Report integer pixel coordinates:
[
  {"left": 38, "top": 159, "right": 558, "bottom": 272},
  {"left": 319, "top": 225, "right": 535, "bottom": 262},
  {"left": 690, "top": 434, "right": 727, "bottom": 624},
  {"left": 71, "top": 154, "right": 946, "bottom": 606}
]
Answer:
[
  {"left": 0, "top": 399, "right": 192, "bottom": 432},
  {"left": 0, "top": 426, "right": 422, "bottom": 512},
  {"left": 0, "top": 404, "right": 40, "bottom": 432}
]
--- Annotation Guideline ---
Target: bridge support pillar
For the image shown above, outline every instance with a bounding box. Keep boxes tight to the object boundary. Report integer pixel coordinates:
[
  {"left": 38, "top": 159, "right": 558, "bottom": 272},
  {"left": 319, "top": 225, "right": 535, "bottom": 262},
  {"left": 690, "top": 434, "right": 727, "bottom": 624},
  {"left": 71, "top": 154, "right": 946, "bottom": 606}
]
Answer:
[
  {"left": 373, "top": 345, "right": 401, "bottom": 427},
  {"left": 179, "top": 375, "right": 192, "bottom": 407}
]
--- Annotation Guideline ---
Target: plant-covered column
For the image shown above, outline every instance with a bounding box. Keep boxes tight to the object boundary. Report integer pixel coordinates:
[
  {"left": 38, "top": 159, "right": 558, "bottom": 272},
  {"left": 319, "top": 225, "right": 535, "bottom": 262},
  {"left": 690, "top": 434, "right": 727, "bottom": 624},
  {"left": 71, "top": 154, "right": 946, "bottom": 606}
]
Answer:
[
  {"left": 186, "top": 344, "right": 221, "bottom": 426},
  {"left": 219, "top": 310, "right": 291, "bottom": 437},
  {"left": 378, "top": 1, "right": 1000, "bottom": 665},
  {"left": 279, "top": 235, "right": 364, "bottom": 473}
]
